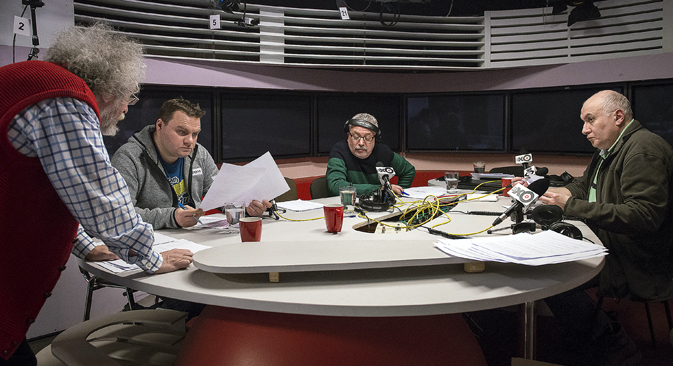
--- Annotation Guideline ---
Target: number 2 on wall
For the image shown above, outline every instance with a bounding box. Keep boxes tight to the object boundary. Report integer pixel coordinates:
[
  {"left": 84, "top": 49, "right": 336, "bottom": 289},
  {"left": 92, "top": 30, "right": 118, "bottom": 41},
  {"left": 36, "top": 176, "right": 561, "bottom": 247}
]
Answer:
[{"left": 14, "top": 16, "right": 31, "bottom": 36}]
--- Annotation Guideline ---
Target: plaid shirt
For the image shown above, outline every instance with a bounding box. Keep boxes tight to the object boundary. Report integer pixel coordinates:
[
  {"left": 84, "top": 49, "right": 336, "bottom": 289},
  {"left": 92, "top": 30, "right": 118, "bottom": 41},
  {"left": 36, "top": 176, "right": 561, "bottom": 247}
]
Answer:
[{"left": 7, "top": 97, "right": 163, "bottom": 273}]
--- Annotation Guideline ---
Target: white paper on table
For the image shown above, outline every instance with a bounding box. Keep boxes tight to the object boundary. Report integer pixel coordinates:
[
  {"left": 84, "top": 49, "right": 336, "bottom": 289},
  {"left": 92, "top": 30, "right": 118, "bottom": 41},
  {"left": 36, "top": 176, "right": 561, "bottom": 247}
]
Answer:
[
  {"left": 276, "top": 199, "right": 324, "bottom": 212},
  {"left": 183, "top": 215, "right": 228, "bottom": 230},
  {"left": 403, "top": 186, "right": 447, "bottom": 199},
  {"left": 95, "top": 239, "right": 210, "bottom": 273},
  {"left": 153, "top": 232, "right": 178, "bottom": 244},
  {"left": 199, "top": 152, "right": 290, "bottom": 211}
]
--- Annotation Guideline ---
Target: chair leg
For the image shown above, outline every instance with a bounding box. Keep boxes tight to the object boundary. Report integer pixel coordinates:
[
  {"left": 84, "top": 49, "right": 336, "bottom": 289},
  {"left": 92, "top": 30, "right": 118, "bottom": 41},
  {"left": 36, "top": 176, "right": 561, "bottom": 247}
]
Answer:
[
  {"left": 83, "top": 282, "right": 95, "bottom": 322},
  {"left": 123, "top": 288, "right": 138, "bottom": 310},
  {"left": 663, "top": 300, "right": 673, "bottom": 331},
  {"left": 644, "top": 302, "right": 657, "bottom": 348}
]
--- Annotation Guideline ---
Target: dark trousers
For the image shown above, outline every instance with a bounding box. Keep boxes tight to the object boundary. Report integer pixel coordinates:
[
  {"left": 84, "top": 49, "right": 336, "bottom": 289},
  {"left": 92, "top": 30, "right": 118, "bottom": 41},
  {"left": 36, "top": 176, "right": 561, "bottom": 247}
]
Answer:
[
  {"left": 543, "top": 275, "right": 614, "bottom": 365},
  {"left": 0, "top": 339, "right": 36, "bottom": 366}
]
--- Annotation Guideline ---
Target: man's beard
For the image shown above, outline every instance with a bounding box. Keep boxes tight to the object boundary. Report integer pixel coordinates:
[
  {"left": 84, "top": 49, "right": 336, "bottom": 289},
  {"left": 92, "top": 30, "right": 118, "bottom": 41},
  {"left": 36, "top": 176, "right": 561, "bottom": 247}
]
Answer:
[{"left": 99, "top": 105, "right": 125, "bottom": 136}]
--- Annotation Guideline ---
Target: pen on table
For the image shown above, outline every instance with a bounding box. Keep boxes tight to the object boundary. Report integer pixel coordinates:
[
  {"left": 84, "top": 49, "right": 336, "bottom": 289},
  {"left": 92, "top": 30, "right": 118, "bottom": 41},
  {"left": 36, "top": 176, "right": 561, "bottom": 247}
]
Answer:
[
  {"left": 178, "top": 202, "right": 203, "bottom": 224},
  {"left": 400, "top": 191, "right": 410, "bottom": 197}
]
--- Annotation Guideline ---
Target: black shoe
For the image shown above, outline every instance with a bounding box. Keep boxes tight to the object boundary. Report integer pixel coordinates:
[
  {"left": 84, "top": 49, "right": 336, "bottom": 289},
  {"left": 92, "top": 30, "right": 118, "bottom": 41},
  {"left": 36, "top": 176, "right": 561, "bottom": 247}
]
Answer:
[{"left": 596, "top": 322, "right": 641, "bottom": 366}]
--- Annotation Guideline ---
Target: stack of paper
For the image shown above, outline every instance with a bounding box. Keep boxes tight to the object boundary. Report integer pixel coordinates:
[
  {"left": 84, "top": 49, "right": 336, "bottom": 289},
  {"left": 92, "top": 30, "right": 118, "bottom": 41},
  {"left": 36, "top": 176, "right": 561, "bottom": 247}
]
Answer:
[
  {"left": 276, "top": 200, "right": 324, "bottom": 212},
  {"left": 434, "top": 230, "right": 607, "bottom": 266}
]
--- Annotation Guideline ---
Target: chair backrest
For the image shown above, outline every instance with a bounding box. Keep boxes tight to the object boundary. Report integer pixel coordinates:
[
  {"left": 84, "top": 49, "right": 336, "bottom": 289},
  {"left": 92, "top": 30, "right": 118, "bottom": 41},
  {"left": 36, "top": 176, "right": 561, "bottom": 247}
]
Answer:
[
  {"left": 275, "top": 177, "right": 298, "bottom": 202},
  {"left": 310, "top": 176, "right": 330, "bottom": 199},
  {"left": 47, "top": 309, "right": 188, "bottom": 366}
]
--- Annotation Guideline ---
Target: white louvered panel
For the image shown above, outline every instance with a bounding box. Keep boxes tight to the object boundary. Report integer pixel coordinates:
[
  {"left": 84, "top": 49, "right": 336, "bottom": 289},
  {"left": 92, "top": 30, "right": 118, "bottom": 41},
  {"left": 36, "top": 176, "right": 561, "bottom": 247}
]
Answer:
[
  {"left": 260, "top": 9, "right": 284, "bottom": 64},
  {"left": 283, "top": 35, "right": 482, "bottom": 47},
  {"left": 282, "top": 25, "right": 481, "bottom": 40},
  {"left": 278, "top": 53, "right": 482, "bottom": 61},
  {"left": 144, "top": 44, "right": 260, "bottom": 57},
  {"left": 280, "top": 8, "right": 484, "bottom": 68},
  {"left": 491, "top": 39, "right": 569, "bottom": 53},
  {"left": 74, "top": 0, "right": 486, "bottom": 70},
  {"left": 571, "top": 39, "right": 663, "bottom": 55},
  {"left": 73, "top": 0, "right": 665, "bottom": 70},
  {"left": 487, "top": 0, "right": 665, "bottom": 68},
  {"left": 282, "top": 44, "right": 482, "bottom": 56},
  {"left": 74, "top": 15, "right": 259, "bottom": 40}
]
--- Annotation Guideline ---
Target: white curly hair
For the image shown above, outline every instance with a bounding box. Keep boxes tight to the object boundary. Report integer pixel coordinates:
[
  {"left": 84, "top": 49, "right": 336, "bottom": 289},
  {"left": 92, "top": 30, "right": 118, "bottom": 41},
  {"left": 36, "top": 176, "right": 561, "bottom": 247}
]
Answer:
[{"left": 45, "top": 22, "right": 145, "bottom": 99}]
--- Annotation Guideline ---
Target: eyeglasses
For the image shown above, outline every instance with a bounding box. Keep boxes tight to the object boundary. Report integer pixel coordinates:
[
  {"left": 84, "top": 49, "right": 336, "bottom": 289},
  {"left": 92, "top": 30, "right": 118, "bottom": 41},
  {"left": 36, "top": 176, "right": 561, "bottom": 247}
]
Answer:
[
  {"left": 348, "top": 133, "right": 375, "bottom": 143},
  {"left": 127, "top": 94, "right": 139, "bottom": 106}
]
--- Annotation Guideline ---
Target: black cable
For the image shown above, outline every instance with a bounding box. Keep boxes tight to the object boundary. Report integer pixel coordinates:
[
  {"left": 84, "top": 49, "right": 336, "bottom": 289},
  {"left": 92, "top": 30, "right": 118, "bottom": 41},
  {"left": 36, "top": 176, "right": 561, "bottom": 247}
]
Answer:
[
  {"left": 379, "top": 2, "right": 399, "bottom": 26},
  {"left": 12, "top": 5, "right": 29, "bottom": 64},
  {"left": 342, "top": 0, "right": 372, "bottom": 12},
  {"left": 422, "top": 226, "right": 467, "bottom": 240}
]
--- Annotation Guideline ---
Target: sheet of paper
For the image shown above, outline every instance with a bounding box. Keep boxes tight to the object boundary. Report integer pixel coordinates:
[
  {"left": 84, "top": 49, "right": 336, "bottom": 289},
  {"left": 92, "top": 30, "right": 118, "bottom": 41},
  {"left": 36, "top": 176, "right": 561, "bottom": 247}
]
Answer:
[
  {"left": 403, "top": 186, "right": 447, "bottom": 199},
  {"left": 183, "top": 215, "right": 229, "bottom": 230},
  {"left": 200, "top": 152, "right": 290, "bottom": 211},
  {"left": 276, "top": 199, "right": 324, "bottom": 212},
  {"left": 153, "top": 232, "right": 178, "bottom": 245}
]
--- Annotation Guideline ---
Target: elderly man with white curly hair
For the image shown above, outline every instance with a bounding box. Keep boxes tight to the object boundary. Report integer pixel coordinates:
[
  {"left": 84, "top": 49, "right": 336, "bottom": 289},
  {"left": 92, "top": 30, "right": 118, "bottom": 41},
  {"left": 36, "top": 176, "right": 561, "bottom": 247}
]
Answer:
[{"left": 0, "top": 23, "right": 192, "bottom": 365}]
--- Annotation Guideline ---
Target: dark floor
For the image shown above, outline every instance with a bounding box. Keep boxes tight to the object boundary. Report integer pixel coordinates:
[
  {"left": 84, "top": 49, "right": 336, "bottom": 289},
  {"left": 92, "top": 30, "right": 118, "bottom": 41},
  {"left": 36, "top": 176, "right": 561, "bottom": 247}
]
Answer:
[
  {"left": 467, "top": 292, "right": 673, "bottom": 366},
  {"left": 29, "top": 294, "right": 673, "bottom": 365}
]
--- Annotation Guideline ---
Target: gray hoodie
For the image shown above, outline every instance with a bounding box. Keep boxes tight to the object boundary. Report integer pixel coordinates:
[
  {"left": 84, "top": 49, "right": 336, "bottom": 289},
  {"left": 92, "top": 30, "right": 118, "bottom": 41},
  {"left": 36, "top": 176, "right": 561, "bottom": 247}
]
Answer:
[{"left": 111, "top": 125, "right": 219, "bottom": 229}]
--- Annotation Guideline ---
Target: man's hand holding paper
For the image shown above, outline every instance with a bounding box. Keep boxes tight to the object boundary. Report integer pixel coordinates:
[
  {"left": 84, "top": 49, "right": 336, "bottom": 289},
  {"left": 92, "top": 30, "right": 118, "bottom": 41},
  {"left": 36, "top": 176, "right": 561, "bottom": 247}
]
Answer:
[{"left": 200, "top": 152, "right": 290, "bottom": 212}]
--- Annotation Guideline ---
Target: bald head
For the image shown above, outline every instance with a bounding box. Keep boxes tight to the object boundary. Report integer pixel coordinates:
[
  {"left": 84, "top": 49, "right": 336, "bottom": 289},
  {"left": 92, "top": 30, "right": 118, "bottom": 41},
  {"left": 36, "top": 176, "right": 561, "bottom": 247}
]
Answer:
[{"left": 580, "top": 90, "right": 631, "bottom": 150}]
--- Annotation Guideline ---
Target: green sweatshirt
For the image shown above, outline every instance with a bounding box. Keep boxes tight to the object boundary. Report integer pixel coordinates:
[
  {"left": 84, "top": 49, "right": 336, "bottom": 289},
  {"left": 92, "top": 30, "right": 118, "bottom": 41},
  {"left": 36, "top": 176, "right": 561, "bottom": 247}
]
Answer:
[{"left": 326, "top": 140, "right": 415, "bottom": 196}]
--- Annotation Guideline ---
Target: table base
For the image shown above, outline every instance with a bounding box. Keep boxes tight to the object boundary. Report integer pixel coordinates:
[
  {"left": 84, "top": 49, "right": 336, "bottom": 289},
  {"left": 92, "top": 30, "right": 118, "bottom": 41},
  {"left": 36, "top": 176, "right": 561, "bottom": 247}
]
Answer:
[{"left": 175, "top": 305, "right": 487, "bottom": 366}]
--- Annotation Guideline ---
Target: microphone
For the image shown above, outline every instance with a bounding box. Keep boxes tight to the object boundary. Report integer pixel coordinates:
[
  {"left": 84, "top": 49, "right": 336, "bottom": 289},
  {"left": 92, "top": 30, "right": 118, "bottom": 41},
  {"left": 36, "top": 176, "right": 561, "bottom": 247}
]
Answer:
[
  {"left": 515, "top": 148, "right": 532, "bottom": 169},
  {"left": 535, "top": 167, "right": 549, "bottom": 176},
  {"left": 375, "top": 162, "right": 396, "bottom": 192},
  {"left": 360, "top": 162, "right": 397, "bottom": 211},
  {"left": 492, "top": 178, "right": 550, "bottom": 227},
  {"left": 523, "top": 166, "right": 549, "bottom": 182}
]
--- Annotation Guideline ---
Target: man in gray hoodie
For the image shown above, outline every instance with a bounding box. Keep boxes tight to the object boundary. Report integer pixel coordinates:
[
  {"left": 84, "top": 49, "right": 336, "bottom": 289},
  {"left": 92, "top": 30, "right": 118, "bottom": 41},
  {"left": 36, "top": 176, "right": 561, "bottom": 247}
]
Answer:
[
  {"left": 111, "top": 97, "right": 271, "bottom": 229},
  {"left": 77, "top": 97, "right": 271, "bottom": 261}
]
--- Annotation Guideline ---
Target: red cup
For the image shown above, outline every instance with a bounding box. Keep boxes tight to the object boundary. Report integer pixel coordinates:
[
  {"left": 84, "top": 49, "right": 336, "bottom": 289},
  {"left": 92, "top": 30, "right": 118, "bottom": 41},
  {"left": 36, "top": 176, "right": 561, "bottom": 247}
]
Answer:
[
  {"left": 323, "top": 204, "right": 344, "bottom": 233},
  {"left": 501, "top": 178, "right": 513, "bottom": 197},
  {"left": 239, "top": 217, "right": 262, "bottom": 242}
]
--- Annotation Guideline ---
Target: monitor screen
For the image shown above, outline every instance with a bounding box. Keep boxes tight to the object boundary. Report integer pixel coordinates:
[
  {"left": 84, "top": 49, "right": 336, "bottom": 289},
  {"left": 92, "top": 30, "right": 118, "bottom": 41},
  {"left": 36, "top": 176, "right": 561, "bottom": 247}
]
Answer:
[
  {"left": 103, "top": 88, "right": 213, "bottom": 158},
  {"left": 511, "top": 86, "right": 622, "bottom": 154},
  {"left": 406, "top": 93, "right": 505, "bottom": 151},
  {"left": 220, "top": 92, "right": 311, "bottom": 160},
  {"left": 632, "top": 82, "right": 673, "bottom": 148},
  {"left": 317, "top": 94, "right": 401, "bottom": 154}
]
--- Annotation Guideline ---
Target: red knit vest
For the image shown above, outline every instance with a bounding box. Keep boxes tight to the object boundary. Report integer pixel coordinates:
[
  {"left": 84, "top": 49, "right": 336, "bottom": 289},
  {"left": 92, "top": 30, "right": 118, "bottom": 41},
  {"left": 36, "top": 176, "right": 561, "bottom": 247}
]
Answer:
[{"left": 0, "top": 60, "right": 100, "bottom": 359}]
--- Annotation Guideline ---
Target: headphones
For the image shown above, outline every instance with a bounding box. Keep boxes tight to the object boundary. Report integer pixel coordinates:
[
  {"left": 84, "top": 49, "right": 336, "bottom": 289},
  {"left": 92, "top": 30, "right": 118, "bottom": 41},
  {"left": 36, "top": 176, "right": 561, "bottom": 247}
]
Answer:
[
  {"left": 344, "top": 118, "right": 381, "bottom": 141},
  {"left": 549, "top": 221, "right": 583, "bottom": 240},
  {"left": 531, "top": 205, "right": 583, "bottom": 240}
]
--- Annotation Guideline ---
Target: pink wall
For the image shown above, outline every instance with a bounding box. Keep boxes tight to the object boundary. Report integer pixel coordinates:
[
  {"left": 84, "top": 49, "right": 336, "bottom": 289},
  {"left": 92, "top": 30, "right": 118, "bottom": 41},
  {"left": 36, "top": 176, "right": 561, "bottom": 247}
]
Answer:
[{"left": 143, "top": 52, "right": 673, "bottom": 93}]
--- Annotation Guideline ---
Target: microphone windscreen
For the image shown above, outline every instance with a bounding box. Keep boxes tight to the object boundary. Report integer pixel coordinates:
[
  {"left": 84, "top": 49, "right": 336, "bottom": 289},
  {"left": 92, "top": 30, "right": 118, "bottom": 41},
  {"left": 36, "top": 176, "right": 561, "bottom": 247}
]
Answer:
[
  {"left": 519, "top": 147, "right": 530, "bottom": 155},
  {"left": 536, "top": 167, "right": 549, "bottom": 176},
  {"left": 528, "top": 178, "right": 550, "bottom": 195},
  {"left": 376, "top": 161, "right": 384, "bottom": 167}
]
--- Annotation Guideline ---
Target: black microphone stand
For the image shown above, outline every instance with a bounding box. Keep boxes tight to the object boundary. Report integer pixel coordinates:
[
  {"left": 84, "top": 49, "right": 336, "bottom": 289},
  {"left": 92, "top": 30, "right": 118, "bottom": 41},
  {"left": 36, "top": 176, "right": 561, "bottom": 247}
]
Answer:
[
  {"left": 510, "top": 205, "right": 536, "bottom": 234},
  {"left": 23, "top": 0, "right": 44, "bottom": 61},
  {"left": 487, "top": 205, "right": 536, "bottom": 234}
]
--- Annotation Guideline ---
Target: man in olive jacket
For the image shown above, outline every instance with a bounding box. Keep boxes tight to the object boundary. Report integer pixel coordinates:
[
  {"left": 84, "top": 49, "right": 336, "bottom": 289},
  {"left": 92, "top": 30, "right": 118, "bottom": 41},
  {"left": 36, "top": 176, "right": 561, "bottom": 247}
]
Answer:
[{"left": 540, "top": 90, "right": 673, "bottom": 365}]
